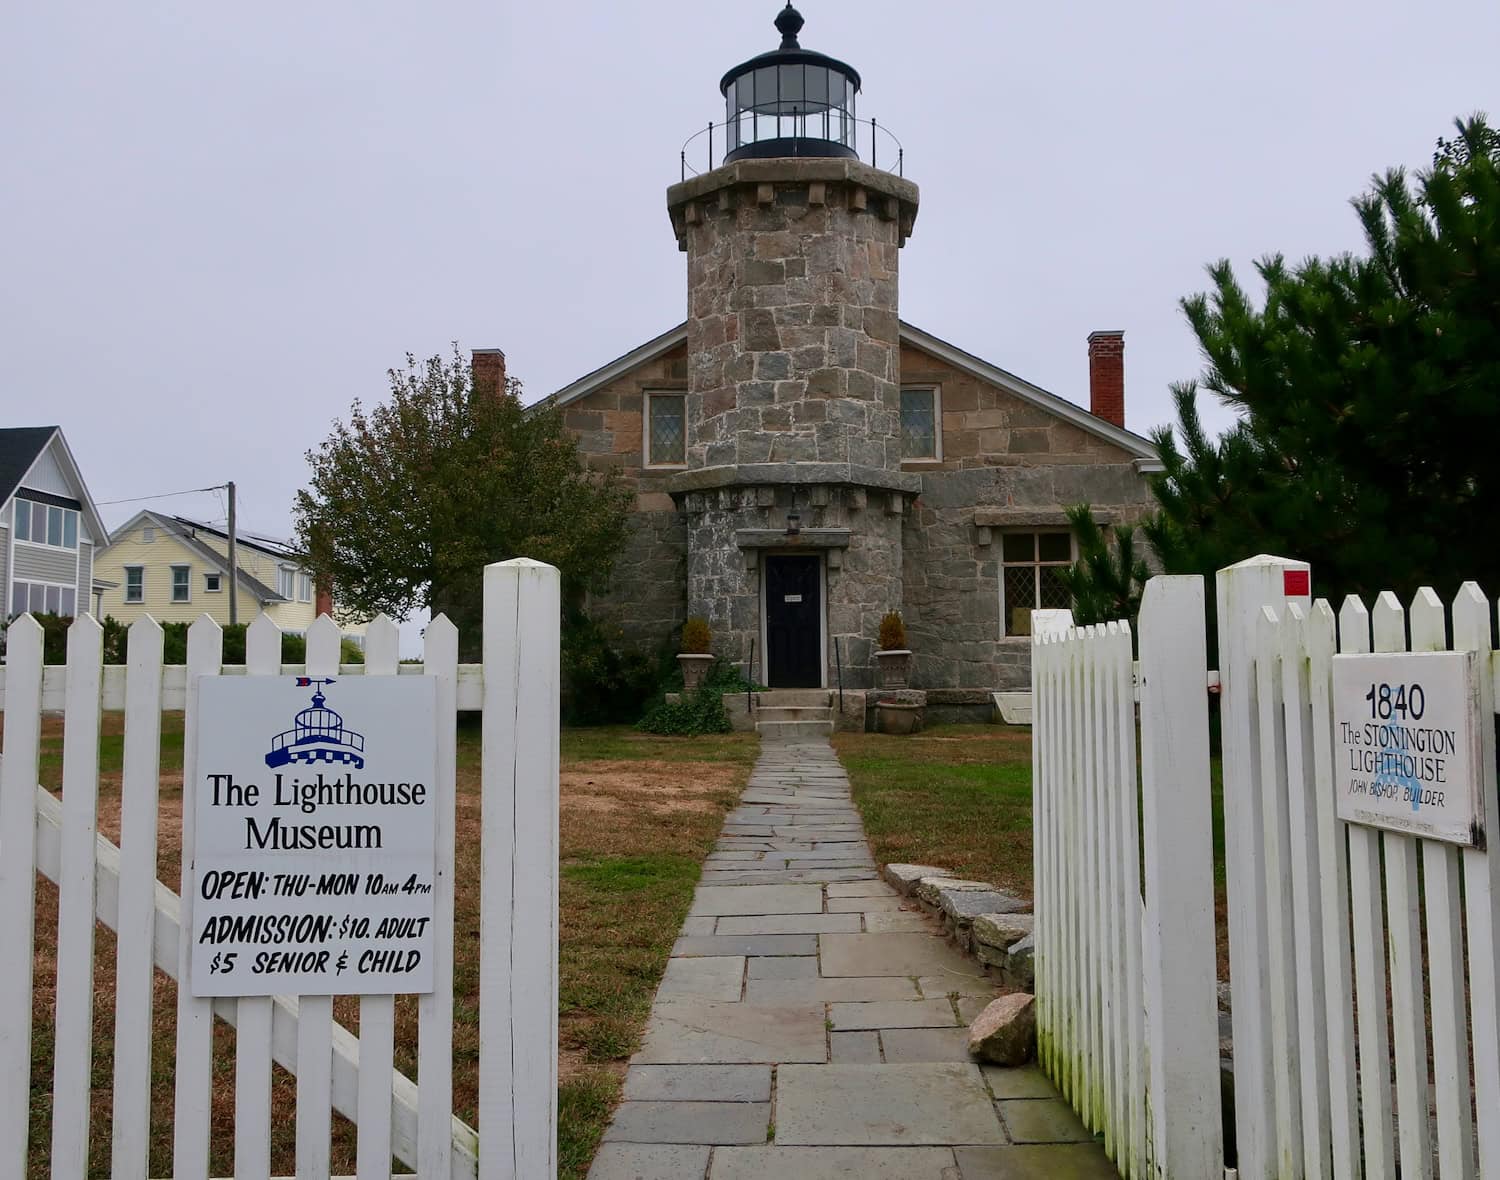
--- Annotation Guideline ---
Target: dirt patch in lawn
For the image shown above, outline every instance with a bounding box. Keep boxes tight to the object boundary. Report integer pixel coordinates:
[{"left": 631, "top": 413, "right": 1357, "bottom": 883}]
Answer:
[{"left": 564, "top": 759, "right": 740, "bottom": 814}]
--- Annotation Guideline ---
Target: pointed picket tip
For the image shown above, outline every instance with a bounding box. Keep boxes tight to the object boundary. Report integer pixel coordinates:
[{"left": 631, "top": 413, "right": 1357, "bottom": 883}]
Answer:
[
  {"left": 490, "top": 557, "right": 558, "bottom": 572},
  {"left": 127, "top": 613, "right": 163, "bottom": 637},
  {"left": 187, "top": 614, "right": 225, "bottom": 666},
  {"left": 4, "top": 611, "right": 44, "bottom": 650},
  {"left": 66, "top": 612, "right": 103, "bottom": 640},
  {"left": 1372, "top": 591, "right": 1407, "bottom": 652},
  {"left": 1280, "top": 600, "right": 1307, "bottom": 662},
  {"left": 364, "top": 614, "right": 400, "bottom": 672},
  {"left": 1408, "top": 587, "right": 1446, "bottom": 651},
  {"left": 307, "top": 613, "right": 343, "bottom": 646},
  {"left": 1305, "top": 599, "right": 1338, "bottom": 660},
  {"left": 425, "top": 613, "right": 458, "bottom": 641},
  {"left": 1338, "top": 595, "right": 1371, "bottom": 654},
  {"left": 1451, "top": 582, "right": 1492, "bottom": 652}
]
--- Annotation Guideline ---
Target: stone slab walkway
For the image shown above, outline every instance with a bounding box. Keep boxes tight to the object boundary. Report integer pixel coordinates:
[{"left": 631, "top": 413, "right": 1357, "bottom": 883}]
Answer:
[{"left": 588, "top": 736, "right": 1120, "bottom": 1180}]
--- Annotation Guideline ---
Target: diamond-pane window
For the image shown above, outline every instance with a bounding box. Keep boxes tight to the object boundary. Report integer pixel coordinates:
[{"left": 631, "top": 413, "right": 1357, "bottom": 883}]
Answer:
[
  {"left": 900, "top": 388, "right": 937, "bottom": 459},
  {"left": 1001, "top": 530, "right": 1073, "bottom": 637},
  {"left": 648, "top": 393, "right": 686, "bottom": 466}
]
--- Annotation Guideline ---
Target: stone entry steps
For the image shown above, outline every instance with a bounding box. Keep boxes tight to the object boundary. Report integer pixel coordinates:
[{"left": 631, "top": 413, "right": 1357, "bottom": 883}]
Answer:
[
  {"left": 588, "top": 734, "right": 1120, "bottom": 1180},
  {"left": 754, "top": 690, "right": 834, "bottom": 741}
]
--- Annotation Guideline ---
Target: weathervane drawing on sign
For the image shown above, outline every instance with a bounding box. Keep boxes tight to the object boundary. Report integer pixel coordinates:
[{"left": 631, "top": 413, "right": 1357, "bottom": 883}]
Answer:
[{"left": 264, "top": 677, "right": 367, "bottom": 769}]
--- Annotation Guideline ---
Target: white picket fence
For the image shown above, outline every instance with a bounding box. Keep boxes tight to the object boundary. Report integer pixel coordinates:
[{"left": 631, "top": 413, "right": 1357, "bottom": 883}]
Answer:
[
  {"left": 1031, "top": 577, "right": 1223, "bottom": 1179},
  {"left": 1034, "top": 555, "right": 1500, "bottom": 1179},
  {"left": 0, "top": 557, "right": 561, "bottom": 1180}
]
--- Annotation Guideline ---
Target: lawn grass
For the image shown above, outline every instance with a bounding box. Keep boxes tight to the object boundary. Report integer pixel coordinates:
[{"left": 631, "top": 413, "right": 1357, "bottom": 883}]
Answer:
[
  {"left": 16, "top": 715, "right": 753, "bottom": 1179},
  {"left": 832, "top": 723, "right": 1037, "bottom": 895},
  {"left": 834, "top": 721, "right": 1230, "bottom": 974}
]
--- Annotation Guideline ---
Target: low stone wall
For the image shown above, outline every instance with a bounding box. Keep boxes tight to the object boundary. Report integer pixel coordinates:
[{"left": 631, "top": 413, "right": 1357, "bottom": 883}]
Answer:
[{"left": 881, "top": 862, "right": 1034, "bottom": 991}]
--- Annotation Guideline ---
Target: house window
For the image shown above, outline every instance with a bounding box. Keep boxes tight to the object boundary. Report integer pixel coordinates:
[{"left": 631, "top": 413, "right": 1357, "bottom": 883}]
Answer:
[
  {"left": 9, "top": 581, "right": 76, "bottom": 618},
  {"left": 900, "top": 387, "right": 941, "bottom": 460},
  {"left": 298, "top": 573, "right": 314, "bottom": 603},
  {"left": 645, "top": 392, "right": 687, "bottom": 467},
  {"left": 278, "top": 566, "right": 296, "bottom": 599},
  {"left": 171, "top": 565, "right": 191, "bottom": 603},
  {"left": 1000, "top": 531, "right": 1073, "bottom": 637},
  {"left": 125, "top": 566, "right": 144, "bottom": 603},
  {"left": 13, "top": 499, "right": 79, "bottom": 550},
  {"left": 204, "top": 572, "right": 222, "bottom": 593}
]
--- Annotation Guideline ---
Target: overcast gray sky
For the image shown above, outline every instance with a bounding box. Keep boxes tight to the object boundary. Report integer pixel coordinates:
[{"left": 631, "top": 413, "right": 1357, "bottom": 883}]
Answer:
[{"left": 5, "top": 1, "right": 1495, "bottom": 557}]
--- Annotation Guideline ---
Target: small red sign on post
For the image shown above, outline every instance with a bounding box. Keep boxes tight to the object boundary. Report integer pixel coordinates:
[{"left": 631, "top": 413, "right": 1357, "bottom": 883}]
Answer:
[{"left": 1284, "top": 569, "right": 1311, "bottom": 598}]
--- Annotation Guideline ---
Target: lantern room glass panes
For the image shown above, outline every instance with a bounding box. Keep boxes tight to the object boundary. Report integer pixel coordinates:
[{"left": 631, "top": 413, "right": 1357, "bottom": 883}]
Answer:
[
  {"left": 725, "top": 61, "right": 857, "bottom": 158},
  {"left": 1001, "top": 531, "right": 1074, "bottom": 637},
  {"left": 647, "top": 392, "right": 686, "bottom": 466}
]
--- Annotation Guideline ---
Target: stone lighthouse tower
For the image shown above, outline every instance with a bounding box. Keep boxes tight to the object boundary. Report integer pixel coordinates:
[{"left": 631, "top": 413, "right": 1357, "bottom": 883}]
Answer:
[{"left": 665, "top": 3, "right": 919, "bottom": 689}]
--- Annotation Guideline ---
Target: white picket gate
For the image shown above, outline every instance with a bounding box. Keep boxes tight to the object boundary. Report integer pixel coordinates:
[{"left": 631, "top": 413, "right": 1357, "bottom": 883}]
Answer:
[
  {"left": 0, "top": 557, "right": 560, "bottom": 1180},
  {"left": 1032, "top": 577, "right": 1223, "bottom": 1179},
  {"left": 1034, "top": 555, "right": 1500, "bottom": 1179}
]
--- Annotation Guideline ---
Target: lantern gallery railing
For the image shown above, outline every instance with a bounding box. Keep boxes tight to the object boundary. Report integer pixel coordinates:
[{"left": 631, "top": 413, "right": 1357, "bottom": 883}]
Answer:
[{"left": 679, "top": 115, "right": 904, "bottom": 180}]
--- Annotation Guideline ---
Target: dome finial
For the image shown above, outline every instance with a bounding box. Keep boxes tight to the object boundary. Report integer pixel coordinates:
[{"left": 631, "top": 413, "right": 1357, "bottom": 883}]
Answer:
[{"left": 775, "top": 3, "right": 804, "bottom": 49}]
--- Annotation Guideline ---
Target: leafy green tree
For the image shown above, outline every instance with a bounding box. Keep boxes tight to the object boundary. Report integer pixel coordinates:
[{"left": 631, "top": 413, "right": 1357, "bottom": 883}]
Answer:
[
  {"left": 1057, "top": 504, "right": 1150, "bottom": 626},
  {"left": 293, "top": 346, "right": 634, "bottom": 655},
  {"left": 1145, "top": 115, "right": 1500, "bottom": 604}
]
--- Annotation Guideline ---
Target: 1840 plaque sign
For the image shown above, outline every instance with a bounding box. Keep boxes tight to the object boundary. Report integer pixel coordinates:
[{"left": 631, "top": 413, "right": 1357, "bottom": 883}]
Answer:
[
  {"left": 191, "top": 675, "right": 438, "bottom": 996},
  {"left": 1332, "top": 650, "right": 1485, "bottom": 847}
]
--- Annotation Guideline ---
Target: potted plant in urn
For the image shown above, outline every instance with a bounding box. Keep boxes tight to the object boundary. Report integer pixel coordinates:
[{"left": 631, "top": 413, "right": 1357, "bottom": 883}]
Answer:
[
  {"left": 875, "top": 611, "right": 912, "bottom": 689},
  {"left": 677, "top": 616, "right": 715, "bottom": 690}
]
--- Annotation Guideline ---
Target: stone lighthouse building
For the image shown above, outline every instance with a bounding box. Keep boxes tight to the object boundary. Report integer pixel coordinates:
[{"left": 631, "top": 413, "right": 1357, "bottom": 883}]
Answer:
[{"left": 530, "top": 5, "right": 1162, "bottom": 709}]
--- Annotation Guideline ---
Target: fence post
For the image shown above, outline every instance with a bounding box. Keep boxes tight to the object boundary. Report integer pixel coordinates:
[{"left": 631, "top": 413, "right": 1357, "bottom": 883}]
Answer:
[
  {"left": 1214, "top": 554, "right": 1310, "bottom": 1174},
  {"left": 1137, "top": 576, "right": 1223, "bottom": 1176},
  {"left": 480, "top": 558, "right": 561, "bottom": 1179},
  {"left": 0, "top": 614, "right": 44, "bottom": 1178}
]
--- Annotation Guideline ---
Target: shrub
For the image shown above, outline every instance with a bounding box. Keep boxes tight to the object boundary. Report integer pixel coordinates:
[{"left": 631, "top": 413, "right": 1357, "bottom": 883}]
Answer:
[
  {"left": 637, "top": 685, "right": 731, "bottom": 735},
  {"left": 679, "top": 616, "right": 712, "bottom": 654},
  {"left": 878, "top": 610, "right": 907, "bottom": 651},
  {"left": 562, "top": 612, "right": 663, "bottom": 725}
]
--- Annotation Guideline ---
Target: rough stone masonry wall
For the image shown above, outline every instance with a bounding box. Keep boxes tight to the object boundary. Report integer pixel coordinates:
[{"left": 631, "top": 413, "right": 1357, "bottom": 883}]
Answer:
[
  {"left": 682, "top": 482, "right": 902, "bottom": 689},
  {"left": 563, "top": 344, "right": 689, "bottom": 656},
  {"left": 898, "top": 345, "right": 1156, "bottom": 690},
  {"left": 682, "top": 175, "right": 906, "bottom": 470}
]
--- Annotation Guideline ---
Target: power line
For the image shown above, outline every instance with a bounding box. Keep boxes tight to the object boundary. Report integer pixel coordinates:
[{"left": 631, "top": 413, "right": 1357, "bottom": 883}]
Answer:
[{"left": 96, "top": 483, "right": 224, "bottom": 507}]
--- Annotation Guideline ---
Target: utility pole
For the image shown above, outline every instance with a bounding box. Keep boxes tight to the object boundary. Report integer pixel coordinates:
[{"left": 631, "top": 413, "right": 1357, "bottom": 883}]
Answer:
[{"left": 227, "top": 480, "right": 238, "bottom": 626}]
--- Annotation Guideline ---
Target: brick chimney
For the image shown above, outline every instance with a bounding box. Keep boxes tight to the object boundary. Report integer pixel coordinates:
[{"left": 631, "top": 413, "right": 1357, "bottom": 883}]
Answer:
[
  {"left": 315, "top": 577, "right": 333, "bottom": 619},
  {"left": 1087, "top": 331, "right": 1125, "bottom": 428},
  {"left": 471, "top": 348, "right": 507, "bottom": 399}
]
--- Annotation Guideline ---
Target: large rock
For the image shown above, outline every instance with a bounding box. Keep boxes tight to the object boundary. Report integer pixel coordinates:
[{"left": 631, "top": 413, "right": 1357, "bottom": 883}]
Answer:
[
  {"left": 967, "top": 994, "right": 1036, "bottom": 1066},
  {"left": 1001, "top": 934, "right": 1035, "bottom": 991},
  {"left": 972, "top": 913, "right": 1034, "bottom": 952},
  {"left": 884, "top": 864, "right": 952, "bottom": 896}
]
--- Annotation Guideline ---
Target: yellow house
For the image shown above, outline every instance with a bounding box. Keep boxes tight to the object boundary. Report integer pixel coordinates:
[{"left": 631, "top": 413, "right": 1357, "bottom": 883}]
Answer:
[{"left": 94, "top": 511, "right": 366, "bottom": 642}]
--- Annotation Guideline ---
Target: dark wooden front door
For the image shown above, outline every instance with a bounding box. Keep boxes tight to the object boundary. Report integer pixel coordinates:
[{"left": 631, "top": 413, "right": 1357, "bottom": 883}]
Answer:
[{"left": 765, "top": 555, "right": 822, "bottom": 688}]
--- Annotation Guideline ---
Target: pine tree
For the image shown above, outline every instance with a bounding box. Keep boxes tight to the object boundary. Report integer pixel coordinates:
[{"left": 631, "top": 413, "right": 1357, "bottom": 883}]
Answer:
[
  {"left": 1146, "top": 115, "right": 1500, "bottom": 604},
  {"left": 1057, "top": 504, "right": 1151, "bottom": 627}
]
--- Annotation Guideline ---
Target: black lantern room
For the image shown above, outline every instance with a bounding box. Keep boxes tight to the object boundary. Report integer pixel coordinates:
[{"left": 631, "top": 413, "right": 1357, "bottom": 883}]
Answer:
[{"left": 720, "top": 4, "right": 860, "bottom": 163}]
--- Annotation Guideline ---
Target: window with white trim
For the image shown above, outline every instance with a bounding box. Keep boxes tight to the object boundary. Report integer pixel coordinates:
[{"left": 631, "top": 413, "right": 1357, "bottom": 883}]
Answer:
[
  {"left": 171, "top": 564, "right": 191, "bottom": 603},
  {"left": 278, "top": 566, "right": 296, "bottom": 599},
  {"left": 13, "top": 499, "right": 79, "bottom": 550},
  {"left": 644, "top": 391, "right": 687, "bottom": 467},
  {"left": 1000, "top": 531, "right": 1073, "bottom": 637},
  {"left": 9, "top": 581, "right": 76, "bottom": 618},
  {"left": 125, "top": 566, "right": 144, "bottom": 603},
  {"left": 298, "top": 573, "right": 314, "bottom": 603},
  {"left": 900, "top": 387, "right": 941, "bottom": 460},
  {"left": 204, "top": 572, "right": 222, "bottom": 592}
]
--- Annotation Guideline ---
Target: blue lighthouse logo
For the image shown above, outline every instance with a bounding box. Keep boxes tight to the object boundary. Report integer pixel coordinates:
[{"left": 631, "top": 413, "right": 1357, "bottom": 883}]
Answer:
[{"left": 264, "top": 678, "right": 367, "bottom": 770}]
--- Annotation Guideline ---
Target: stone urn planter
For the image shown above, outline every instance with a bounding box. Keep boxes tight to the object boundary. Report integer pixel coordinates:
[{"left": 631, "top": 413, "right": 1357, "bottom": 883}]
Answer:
[
  {"left": 677, "top": 653, "right": 715, "bottom": 691},
  {"left": 875, "top": 699, "right": 923, "bottom": 735},
  {"left": 875, "top": 649, "right": 912, "bottom": 689}
]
